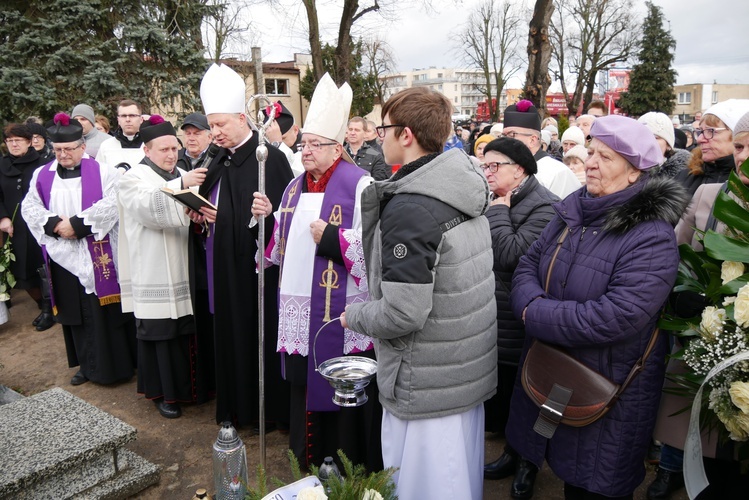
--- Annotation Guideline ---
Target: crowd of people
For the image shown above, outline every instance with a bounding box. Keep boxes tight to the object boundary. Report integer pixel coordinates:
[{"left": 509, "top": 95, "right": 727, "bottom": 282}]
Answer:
[{"left": 3, "top": 64, "right": 749, "bottom": 498}]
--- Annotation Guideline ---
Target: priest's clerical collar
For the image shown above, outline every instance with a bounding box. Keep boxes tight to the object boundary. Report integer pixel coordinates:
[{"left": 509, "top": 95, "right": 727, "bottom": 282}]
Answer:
[{"left": 228, "top": 131, "right": 253, "bottom": 154}]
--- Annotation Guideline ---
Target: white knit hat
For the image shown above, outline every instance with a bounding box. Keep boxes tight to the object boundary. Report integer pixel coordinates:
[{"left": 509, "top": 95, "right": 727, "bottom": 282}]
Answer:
[
  {"left": 704, "top": 99, "right": 749, "bottom": 132},
  {"left": 540, "top": 130, "right": 551, "bottom": 147},
  {"left": 200, "top": 63, "right": 247, "bottom": 115},
  {"left": 561, "top": 126, "right": 585, "bottom": 145},
  {"left": 564, "top": 144, "right": 588, "bottom": 163},
  {"left": 638, "top": 112, "right": 675, "bottom": 149},
  {"left": 734, "top": 111, "right": 749, "bottom": 137},
  {"left": 302, "top": 73, "right": 353, "bottom": 161}
]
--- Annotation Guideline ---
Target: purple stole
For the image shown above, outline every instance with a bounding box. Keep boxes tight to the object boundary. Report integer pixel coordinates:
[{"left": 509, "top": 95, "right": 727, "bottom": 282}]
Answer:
[
  {"left": 205, "top": 183, "right": 219, "bottom": 314},
  {"left": 36, "top": 159, "right": 121, "bottom": 311},
  {"left": 278, "top": 161, "right": 366, "bottom": 412}
]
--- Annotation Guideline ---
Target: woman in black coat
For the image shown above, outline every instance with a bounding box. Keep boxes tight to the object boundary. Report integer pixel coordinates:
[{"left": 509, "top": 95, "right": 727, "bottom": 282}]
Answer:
[
  {"left": 0, "top": 123, "right": 53, "bottom": 330},
  {"left": 480, "top": 137, "right": 560, "bottom": 497}
]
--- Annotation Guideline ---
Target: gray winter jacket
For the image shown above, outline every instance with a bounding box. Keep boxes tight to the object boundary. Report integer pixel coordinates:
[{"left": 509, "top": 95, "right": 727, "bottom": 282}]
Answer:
[{"left": 346, "top": 148, "right": 498, "bottom": 420}]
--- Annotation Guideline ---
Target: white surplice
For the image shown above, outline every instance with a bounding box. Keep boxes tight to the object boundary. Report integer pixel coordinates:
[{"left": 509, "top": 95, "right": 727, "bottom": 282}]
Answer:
[
  {"left": 116, "top": 164, "right": 193, "bottom": 319},
  {"left": 268, "top": 175, "right": 373, "bottom": 357},
  {"left": 22, "top": 160, "right": 120, "bottom": 295}
]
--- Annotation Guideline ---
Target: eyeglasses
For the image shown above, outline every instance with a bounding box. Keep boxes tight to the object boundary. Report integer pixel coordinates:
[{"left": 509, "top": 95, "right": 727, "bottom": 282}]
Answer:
[
  {"left": 4, "top": 138, "right": 29, "bottom": 144},
  {"left": 503, "top": 131, "right": 535, "bottom": 139},
  {"left": 296, "top": 141, "right": 338, "bottom": 152},
  {"left": 375, "top": 124, "right": 404, "bottom": 138},
  {"left": 694, "top": 127, "right": 727, "bottom": 140},
  {"left": 118, "top": 114, "right": 141, "bottom": 120},
  {"left": 32, "top": 135, "right": 44, "bottom": 141},
  {"left": 481, "top": 161, "right": 516, "bottom": 173},
  {"left": 53, "top": 144, "right": 83, "bottom": 155}
]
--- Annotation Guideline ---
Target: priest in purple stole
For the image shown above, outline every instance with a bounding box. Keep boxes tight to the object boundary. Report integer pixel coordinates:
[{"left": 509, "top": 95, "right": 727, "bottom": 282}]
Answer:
[
  {"left": 252, "top": 73, "right": 383, "bottom": 471},
  {"left": 22, "top": 113, "right": 136, "bottom": 386},
  {"left": 192, "top": 63, "right": 294, "bottom": 429}
]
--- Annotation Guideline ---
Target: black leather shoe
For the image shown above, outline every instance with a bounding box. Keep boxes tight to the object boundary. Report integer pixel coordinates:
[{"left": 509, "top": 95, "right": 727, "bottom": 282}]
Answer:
[
  {"left": 155, "top": 400, "right": 182, "bottom": 419},
  {"left": 70, "top": 370, "right": 88, "bottom": 386},
  {"left": 32, "top": 311, "right": 43, "bottom": 327},
  {"left": 35, "top": 299, "right": 55, "bottom": 331},
  {"left": 646, "top": 467, "right": 684, "bottom": 500},
  {"left": 35, "top": 313, "right": 55, "bottom": 331},
  {"left": 511, "top": 459, "right": 538, "bottom": 499},
  {"left": 484, "top": 450, "right": 518, "bottom": 480}
]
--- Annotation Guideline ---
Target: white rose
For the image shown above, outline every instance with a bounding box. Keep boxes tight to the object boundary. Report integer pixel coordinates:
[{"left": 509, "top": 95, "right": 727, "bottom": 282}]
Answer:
[
  {"left": 735, "top": 284, "right": 749, "bottom": 328},
  {"left": 724, "top": 296, "right": 737, "bottom": 306},
  {"left": 721, "top": 261, "right": 745, "bottom": 284},
  {"left": 296, "top": 485, "right": 328, "bottom": 500},
  {"left": 730, "top": 381, "right": 749, "bottom": 414},
  {"left": 700, "top": 306, "right": 727, "bottom": 337},
  {"left": 362, "top": 489, "right": 384, "bottom": 500}
]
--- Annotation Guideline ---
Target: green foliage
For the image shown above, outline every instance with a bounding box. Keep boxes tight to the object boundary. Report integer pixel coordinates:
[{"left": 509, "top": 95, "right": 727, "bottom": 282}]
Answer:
[
  {"left": 617, "top": 2, "right": 677, "bottom": 116},
  {"left": 300, "top": 42, "right": 378, "bottom": 117},
  {"left": 245, "top": 449, "right": 397, "bottom": 500},
  {"left": 0, "top": 0, "right": 210, "bottom": 123},
  {"left": 0, "top": 204, "right": 18, "bottom": 301},
  {"left": 557, "top": 114, "right": 570, "bottom": 138}
]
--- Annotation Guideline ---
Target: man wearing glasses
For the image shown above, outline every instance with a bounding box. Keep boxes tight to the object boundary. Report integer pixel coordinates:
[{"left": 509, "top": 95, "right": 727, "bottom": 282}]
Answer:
[
  {"left": 96, "top": 99, "right": 146, "bottom": 173},
  {"left": 342, "top": 87, "right": 497, "bottom": 499},
  {"left": 501, "top": 100, "right": 581, "bottom": 199},
  {"left": 22, "top": 113, "right": 136, "bottom": 387},
  {"left": 251, "top": 73, "right": 380, "bottom": 472}
]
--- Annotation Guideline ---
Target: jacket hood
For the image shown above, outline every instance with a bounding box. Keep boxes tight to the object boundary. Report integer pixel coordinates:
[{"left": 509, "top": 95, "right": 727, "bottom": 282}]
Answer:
[
  {"left": 556, "top": 175, "right": 689, "bottom": 233},
  {"left": 383, "top": 148, "right": 489, "bottom": 218},
  {"left": 603, "top": 176, "right": 689, "bottom": 233}
]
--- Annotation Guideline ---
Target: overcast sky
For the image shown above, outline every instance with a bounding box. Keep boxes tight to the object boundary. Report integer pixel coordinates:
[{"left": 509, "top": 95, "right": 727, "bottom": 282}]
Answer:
[{"left": 249, "top": 0, "right": 749, "bottom": 87}]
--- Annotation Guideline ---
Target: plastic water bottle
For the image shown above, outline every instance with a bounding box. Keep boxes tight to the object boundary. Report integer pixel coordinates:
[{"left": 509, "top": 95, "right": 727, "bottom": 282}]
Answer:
[
  {"left": 212, "top": 422, "right": 248, "bottom": 499},
  {"left": 318, "top": 456, "right": 343, "bottom": 493}
]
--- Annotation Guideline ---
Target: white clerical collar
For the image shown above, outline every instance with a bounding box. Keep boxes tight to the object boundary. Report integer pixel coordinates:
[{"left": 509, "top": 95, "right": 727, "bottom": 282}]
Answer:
[{"left": 229, "top": 132, "right": 253, "bottom": 154}]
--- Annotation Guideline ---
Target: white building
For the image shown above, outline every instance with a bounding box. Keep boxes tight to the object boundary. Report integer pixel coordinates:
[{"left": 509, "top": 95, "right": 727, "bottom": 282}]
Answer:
[{"left": 380, "top": 67, "right": 505, "bottom": 119}]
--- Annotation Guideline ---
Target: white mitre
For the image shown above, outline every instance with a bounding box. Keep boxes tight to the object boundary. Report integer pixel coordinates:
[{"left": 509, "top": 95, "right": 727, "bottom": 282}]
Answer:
[
  {"left": 303, "top": 73, "right": 352, "bottom": 143},
  {"left": 200, "top": 63, "right": 246, "bottom": 115}
]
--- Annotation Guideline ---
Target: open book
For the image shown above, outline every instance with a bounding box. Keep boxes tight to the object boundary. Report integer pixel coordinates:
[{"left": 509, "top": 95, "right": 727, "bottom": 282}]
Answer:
[{"left": 160, "top": 187, "right": 216, "bottom": 212}]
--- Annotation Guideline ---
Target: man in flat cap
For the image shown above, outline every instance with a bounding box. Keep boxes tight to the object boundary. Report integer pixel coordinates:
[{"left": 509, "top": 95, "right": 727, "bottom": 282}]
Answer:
[
  {"left": 191, "top": 63, "right": 294, "bottom": 428},
  {"left": 176, "top": 113, "right": 215, "bottom": 172},
  {"left": 22, "top": 113, "right": 136, "bottom": 387},
  {"left": 97, "top": 99, "right": 146, "bottom": 173},
  {"left": 117, "top": 116, "right": 209, "bottom": 419},
  {"left": 502, "top": 100, "right": 581, "bottom": 198}
]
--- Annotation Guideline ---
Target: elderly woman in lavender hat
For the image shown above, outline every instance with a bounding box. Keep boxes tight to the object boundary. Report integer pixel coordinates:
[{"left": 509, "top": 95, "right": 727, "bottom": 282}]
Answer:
[{"left": 506, "top": 115, "right": 690, "bottom": 499}]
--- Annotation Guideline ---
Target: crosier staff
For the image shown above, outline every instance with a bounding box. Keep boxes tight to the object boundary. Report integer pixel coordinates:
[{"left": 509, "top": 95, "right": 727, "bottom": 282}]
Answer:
[{"left": 246, "top": 94, "right": 277, "bottom": 469}]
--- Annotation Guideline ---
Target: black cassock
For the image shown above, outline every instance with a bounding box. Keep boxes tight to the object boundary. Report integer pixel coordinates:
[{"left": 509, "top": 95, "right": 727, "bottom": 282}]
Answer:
[{"left": 196, "top": 132, "right": 294, "bottom": 427}]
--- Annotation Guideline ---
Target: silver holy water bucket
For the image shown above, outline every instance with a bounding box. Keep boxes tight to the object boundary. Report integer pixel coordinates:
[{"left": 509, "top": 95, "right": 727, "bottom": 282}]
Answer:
[{"left": 313, "top": 317, "right": 377, "bottom": 407}]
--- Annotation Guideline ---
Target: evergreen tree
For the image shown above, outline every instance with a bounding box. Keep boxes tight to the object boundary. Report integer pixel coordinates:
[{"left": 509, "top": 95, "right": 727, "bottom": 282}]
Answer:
[
  {"left": 0, "top": 0, "right": 210, "bottom": 123},
  {"left": 300, "top": 42, "right": 378, "bottom": 117},
  {"left": 617, "top": 2, "right": 677, "bottom": 117}
]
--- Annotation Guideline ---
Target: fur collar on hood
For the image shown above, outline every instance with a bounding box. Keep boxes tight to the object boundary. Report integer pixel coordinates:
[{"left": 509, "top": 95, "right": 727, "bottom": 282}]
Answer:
[{"left": 603, "top": 176, "right": 690, "bottom": 233}]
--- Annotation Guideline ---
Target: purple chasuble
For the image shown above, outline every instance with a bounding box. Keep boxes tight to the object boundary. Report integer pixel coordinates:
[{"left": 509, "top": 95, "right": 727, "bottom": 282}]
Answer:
[
  {"left": 36, "top": 159, "right": 121, "bottom": 309},
  {"left": 277, "top": 161, "right": 366, "bottom": 411}
]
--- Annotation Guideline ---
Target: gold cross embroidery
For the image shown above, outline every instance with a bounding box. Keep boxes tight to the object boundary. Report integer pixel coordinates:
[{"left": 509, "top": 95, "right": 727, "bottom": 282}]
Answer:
[
  {"left": 319, "top": 263, "right": 339, "bottom": 321},
  {"left": 92, "top": 240, "right": 112, "bottom": 280},
  {"left": 278, "top": 181, "right": 298, "bottom": 257}
]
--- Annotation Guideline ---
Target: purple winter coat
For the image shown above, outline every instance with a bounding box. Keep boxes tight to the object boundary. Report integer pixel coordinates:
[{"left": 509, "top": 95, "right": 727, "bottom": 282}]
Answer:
[{"left": 507, "top": 176, "right": 689, "bottom": 496}]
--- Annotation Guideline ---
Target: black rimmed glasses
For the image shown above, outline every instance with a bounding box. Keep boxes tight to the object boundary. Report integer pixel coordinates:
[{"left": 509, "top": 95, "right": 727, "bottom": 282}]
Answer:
[
  {"left": 117, "top": 114, "right": 141, "bottom": 120},
  {"left": 375, "top": 124, "right": 404, "bottom": 138},
  {"left": 693, "top": 127, "right": 727, "bottom": 140},
  {"left": 296, "top": 141, "right": 338, "bottom": 152},
  {"left": 481, "top": 161, "right": 516, "bottom": 173}
]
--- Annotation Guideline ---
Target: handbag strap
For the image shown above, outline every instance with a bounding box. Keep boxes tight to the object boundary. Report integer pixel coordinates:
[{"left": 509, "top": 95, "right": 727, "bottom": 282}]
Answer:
[
  {"left": 542, "top": 225, "right": 661, "bottom": 400},
  {"left": 544, "top": 227, "right": 570, "bottom": 293}
]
